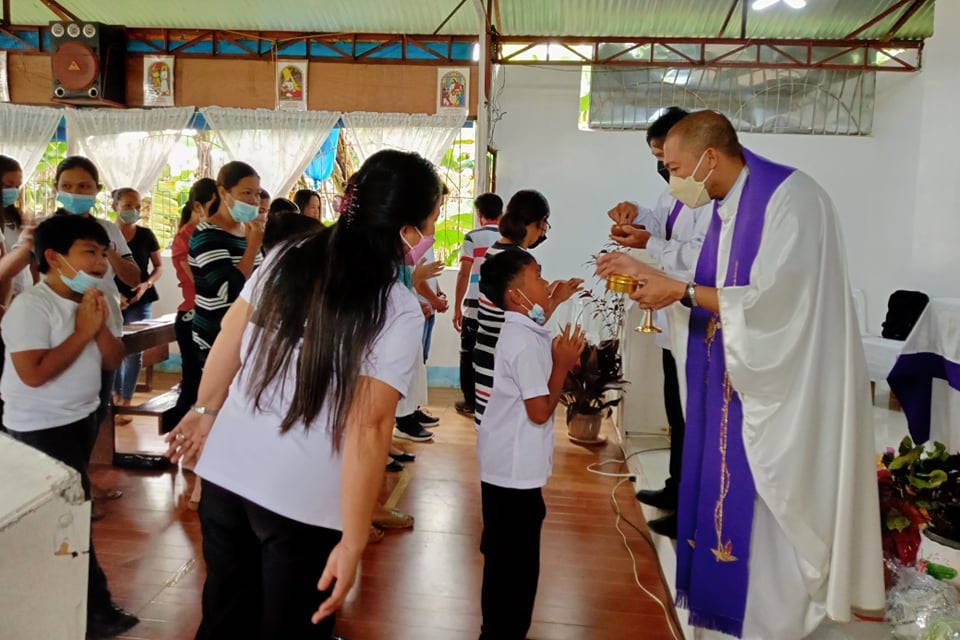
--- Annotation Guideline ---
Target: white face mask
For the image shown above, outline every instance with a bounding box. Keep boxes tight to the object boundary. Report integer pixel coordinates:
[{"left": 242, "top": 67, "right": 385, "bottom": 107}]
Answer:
[{"left": 668, "top": 150, "right": 714, "bottom": 209}]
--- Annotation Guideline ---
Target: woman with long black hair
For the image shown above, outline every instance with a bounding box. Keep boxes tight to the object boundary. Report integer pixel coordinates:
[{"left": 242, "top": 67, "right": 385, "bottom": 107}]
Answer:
[{"left": 165, "top": 149, "right": 440, "bottom": 639}]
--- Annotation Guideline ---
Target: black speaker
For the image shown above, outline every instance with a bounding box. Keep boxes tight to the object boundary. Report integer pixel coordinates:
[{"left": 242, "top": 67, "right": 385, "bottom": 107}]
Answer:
[{"left": 49, "top": 21, "right": 126, "bottom": 106}]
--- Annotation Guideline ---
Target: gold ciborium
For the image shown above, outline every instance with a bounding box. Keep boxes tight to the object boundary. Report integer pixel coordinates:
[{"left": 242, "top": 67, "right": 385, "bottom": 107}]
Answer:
[{"left": 605, "top": 274, "right": 662, "bottom": 335}]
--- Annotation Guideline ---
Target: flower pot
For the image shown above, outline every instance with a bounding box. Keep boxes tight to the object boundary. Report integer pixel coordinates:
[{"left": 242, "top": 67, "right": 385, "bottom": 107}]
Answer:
[
  {"left": 566, "top": 411, "right": 605, "bottom": 445},
  {"left": 921, "top": 528, "right": 960, "bottom": 590}
]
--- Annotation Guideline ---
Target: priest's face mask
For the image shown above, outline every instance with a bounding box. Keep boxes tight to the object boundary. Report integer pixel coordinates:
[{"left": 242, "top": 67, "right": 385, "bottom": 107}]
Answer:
[{"left": 663, "top": 140, "right": 719, "bottom": 209}]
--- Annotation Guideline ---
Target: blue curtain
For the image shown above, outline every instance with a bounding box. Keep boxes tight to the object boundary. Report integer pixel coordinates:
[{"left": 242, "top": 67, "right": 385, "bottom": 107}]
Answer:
[{"left": 304, "top": 127, "right": 340, "bottom": 188}]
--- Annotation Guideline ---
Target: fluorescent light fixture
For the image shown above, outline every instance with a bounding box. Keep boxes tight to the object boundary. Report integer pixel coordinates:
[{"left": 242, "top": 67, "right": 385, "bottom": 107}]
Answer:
[
  {"left": 472, "top": 43, "right": 479, "bottom": 61},
  {"left": 783, "top": 0, "right": 807, "bottom": 8},
  {"left": 752, "top": 0, "right": 779, "bottom": 9}
]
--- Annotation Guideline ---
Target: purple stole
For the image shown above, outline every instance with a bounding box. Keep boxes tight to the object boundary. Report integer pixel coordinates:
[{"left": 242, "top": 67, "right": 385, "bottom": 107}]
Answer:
[
  {"left": 676, "top": 149, "right": 795, "bottom": 637},
  {"left": 665, "top": 200, "right": 684, "bottom": 240}
]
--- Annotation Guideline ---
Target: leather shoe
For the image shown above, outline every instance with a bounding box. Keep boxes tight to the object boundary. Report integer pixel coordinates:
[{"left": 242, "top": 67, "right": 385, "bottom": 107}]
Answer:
[
  {"left": 635, "top": 487, "right": 677, "bottom": 511},
  {"left": 647, "top": 513, "right": 677, "bottom": 539},
  {"left": 385, "top": 459, "right": 404, "bottom": 473},
  {"left": 87, "top": 602, "right": 139, "bottom": 638}
]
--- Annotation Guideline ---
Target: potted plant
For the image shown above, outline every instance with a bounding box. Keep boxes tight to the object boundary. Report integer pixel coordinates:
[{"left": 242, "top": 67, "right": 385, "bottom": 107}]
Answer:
[
  {"left": 878, "top": 437, "right": 960, "bottom": 586},
  {"left": 560, "top": 281, "right": 629, "bottom": 444}
]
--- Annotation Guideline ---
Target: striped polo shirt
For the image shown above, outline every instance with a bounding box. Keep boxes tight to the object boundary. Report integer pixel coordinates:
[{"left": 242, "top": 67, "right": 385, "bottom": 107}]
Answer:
[{"left": 459, "top": 224, "right": 501, "bottom": 321}]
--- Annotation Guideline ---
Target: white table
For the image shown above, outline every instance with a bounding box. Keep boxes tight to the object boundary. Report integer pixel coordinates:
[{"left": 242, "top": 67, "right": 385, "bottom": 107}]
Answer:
[{"left": 888, "top": 298, "right": 960, "bottom": 448}]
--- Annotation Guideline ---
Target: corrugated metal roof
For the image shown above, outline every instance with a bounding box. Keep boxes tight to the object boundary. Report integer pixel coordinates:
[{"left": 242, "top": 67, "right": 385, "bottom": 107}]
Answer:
[{"left": 9, "top": 0, "right": 935, "bottom": 40}]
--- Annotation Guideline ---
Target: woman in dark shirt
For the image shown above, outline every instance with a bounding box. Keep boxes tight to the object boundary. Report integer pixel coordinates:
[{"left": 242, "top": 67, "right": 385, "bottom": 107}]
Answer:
[{"left": 112, "top": 188, "right": 163, "bottom": 412}]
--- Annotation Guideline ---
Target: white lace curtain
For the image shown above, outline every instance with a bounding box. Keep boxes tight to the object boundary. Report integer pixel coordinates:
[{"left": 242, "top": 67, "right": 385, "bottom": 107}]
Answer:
[
  {"left": 200, "top": 107, "right": 340, "bottom": 198},
  {"left": 0, "top": 104, "right": 63, "bottom": 182},
  {"left": 340, "top": 110, "right": 467, "bottom": 166},
  {"left": 65, "top": 106, "right": 195, "bottom": 193}
]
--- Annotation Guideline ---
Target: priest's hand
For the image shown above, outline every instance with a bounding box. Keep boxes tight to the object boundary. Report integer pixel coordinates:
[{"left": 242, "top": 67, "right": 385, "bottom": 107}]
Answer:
[
  {"left": 607, "top": 201, "right": 639, "bottom": 226},
  {"left": 629, "top": 274, "right": 686, "bottom": 310},
  {"left": 595, "top": 251, "right": 659, "bottom": 281},
  {"left": 610, "top": 223, "right": 651, "bottom": 249}
]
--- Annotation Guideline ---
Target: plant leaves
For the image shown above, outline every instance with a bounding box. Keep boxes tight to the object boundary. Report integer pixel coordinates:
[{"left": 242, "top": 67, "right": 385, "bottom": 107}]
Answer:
[
  {"left": 885, "top": 509, "right": 912, "bottom": 532},
  {"left": 910, "top": 469, "right": 949, "bottom": 489}
]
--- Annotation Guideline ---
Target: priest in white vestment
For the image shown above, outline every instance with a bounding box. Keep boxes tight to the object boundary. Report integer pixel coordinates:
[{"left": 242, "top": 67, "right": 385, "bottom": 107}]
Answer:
[{"left": 598, "top": 110, "right": 883, "bottom": 639}]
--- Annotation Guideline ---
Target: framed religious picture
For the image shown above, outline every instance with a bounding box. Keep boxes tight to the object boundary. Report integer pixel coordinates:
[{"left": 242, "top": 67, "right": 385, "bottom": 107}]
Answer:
[
  {"left": 437, "top": 67, "right": 469, "bottom": 113},
  {"left": 0, "top": 52, "right": 9, "bottom": 102},
  {"left": 143, "top": 55, "right": 174, "bottom": 106},
  {"left": 276, "top": 61, "right": 307, "bottom": 111}
]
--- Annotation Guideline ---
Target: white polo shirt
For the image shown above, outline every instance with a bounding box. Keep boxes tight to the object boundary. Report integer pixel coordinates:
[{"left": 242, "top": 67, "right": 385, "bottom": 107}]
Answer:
[
  {"left": 477, "top": 311, "right": 555, "bottom": 489},
  {"left": 196, "top": 257, "right": 425, "bottom": 529},
  {"left": 0, "top": 282, "right": 110, "bottom": 431}
]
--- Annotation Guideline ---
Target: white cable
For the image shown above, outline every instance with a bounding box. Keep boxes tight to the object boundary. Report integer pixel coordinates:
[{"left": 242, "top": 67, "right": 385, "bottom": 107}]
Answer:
[
  {"left": 586, "top": 447, "right": 669, "bottom": 478},
  {"left": 610, "top": 477, "right": 680, "bottom": 640}
]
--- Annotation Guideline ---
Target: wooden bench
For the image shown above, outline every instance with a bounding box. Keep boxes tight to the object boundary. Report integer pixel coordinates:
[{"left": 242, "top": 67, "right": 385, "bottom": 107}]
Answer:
[
  {"left": 114, "top": 388, "right": 180, "bottom": 434},
  {"left": 136, "top": 344, "right": 170, "bottom": 393}
]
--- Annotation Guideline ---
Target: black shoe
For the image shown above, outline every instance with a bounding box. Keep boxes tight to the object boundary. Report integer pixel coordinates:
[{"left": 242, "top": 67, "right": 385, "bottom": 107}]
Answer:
[
  {"left": 647, "top": 513, "right": 677, "bottom": 539},
  {"left": 87, "top": 603, "right": 139, "bottom": 638},
  {"left": 455, "top": 400, "right": 475, "bottom": 417},
  {"left": 413, "top": 408, "right": 439, "bottom": 427},
  {"left": 635, "top": 487, "right": 678, "bottom": 511},
  {"left": 386, "top": 459, "right": 404, "bottom": 473},
  {"left": 389, "top": 451, "right": 416, "bottom": 463},
  {"left": 393, "top": 417, "right": 434, "bottom": 442}
]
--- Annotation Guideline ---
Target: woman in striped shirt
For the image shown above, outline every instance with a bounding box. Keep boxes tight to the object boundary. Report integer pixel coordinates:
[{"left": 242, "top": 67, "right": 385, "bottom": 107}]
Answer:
[
  {"left": 189, "top": 161, "right": 264, "bottom": 366},
  {"left": 474, "top": 190, "right": 581, "bottom": 428}
]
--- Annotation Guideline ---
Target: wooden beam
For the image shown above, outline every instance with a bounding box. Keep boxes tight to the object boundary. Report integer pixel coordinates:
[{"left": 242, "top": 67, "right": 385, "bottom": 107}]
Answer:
[
  {"left": 492, "top": 0, "right": 502, "bottom": 35},
  {"left": 718, "top": 0, "right": 740, "bottom": 37},
  {"left": 882, "top": 0, "right": 930, "bottom": 42},
  {"left": 37, "top": 0, "right": 77, "bottom": 22},
  {"left": 2, "top": 0, "right": 10, "bottom": 27},
  {"left": 845, "top": 0, "right": 912, "bottom": 39},
  {"left": 433, "top": 0, "right": 469, "bottom": 36}
]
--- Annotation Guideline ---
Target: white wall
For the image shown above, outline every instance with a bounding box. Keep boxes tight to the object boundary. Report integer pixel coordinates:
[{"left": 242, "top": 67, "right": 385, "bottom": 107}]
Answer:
[{"left": 489, "top": 3, "right": 960, "bottom": 336}]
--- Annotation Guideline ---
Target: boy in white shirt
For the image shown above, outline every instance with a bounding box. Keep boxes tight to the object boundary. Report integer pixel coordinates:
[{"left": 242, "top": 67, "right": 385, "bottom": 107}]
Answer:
[
  {"left": 476, "top": 250, "right": 585, "bottom": 639},
  {"left": 1, "top": 215, "right": 136, "bottom": 638}
]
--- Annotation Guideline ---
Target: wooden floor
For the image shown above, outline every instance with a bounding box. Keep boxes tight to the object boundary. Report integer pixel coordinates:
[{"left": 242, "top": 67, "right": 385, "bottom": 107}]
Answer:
[{"left": 94, "top": 383, "right": 676, "bottom": 640}]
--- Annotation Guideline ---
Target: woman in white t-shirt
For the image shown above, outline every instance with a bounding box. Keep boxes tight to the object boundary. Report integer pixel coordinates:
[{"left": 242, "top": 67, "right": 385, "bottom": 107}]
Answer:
[{"left": 165, "top": 149, "right": 441, "bottom": 639}]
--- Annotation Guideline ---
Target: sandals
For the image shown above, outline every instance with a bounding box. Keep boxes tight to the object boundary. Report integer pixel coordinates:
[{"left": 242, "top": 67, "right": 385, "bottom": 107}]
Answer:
[
  {"left": 372, "top": 508, "right": 414, "bottom": 530},
  {"left": 369, "top": 526, "right": 385, "bottom": 544}
]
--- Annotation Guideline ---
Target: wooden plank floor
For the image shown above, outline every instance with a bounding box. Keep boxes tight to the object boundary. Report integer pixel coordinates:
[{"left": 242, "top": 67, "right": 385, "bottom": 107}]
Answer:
[{"left": 93, "top": 384, "right": 677, "bottom": 640}]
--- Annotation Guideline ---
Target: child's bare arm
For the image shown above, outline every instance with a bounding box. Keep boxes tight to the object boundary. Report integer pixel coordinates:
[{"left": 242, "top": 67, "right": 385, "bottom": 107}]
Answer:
[{"left": 523, "top": 324, "right": 585, "bottom": 425}]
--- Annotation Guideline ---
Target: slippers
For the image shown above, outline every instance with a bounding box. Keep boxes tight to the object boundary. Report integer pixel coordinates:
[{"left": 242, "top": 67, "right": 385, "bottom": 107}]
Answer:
[
  {"left": 389, "top": 451, "right": 416, "bottom": 463},
  {"left": 372, "top": 508, "right": 414, "bottom": 530},
  {"left": 369, "top": 526, "right": 385, "bottom": 544}
]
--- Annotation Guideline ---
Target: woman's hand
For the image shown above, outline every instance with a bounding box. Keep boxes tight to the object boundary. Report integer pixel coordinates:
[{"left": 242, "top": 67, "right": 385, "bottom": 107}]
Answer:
[
  {"left": 311, "top": 541, "right": 364, "bottom": 624},
  {"left": 411, "top": 258, "right": 443, "bottom": 290},
  {"left": 164, "top": 410, "right": 216, "bottom": 465}
]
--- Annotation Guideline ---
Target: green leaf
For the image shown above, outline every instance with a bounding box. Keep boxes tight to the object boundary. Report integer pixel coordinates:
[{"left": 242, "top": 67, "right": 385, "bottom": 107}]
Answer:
[
  {"left": 899, "top": 436, "right": 915, "bottom": 456},
  {"left": 889, "top": 445, "right": 923, "bottom": 471},
  {"left": 885, "top": 509, "right": 912, "bottom": 532},
  {"left": 909, "top": 469, "right": 948, "bottom": 489},
  {"left": 930, "top": 441, "right": 949, "bottom": 462}
]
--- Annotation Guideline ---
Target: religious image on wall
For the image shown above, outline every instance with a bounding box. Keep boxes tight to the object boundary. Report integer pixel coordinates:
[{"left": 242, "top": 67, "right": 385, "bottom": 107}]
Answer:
[
  {"left": 276, "top": 61, "right": 307, "bottom": 111},
  {"left": 0, "top": 52, "right": 9, "bottom": 102},
  {"left": 437, "top": 67, "right": 469, "bottom": 113},
  {"left": 143, "top": 55, "right": 174, "bottom": 106}
]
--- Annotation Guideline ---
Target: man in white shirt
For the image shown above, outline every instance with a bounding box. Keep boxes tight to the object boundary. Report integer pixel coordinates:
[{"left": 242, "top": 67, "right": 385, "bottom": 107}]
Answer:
[
  {"left": 605, "top": 107, "right": 713, "bottom": 538},
  {"left": 476, "top": 249, "right": 584, "bottom": 640},
  {"left": 597, "top": 110, "right": 883, "bottom": 639}
]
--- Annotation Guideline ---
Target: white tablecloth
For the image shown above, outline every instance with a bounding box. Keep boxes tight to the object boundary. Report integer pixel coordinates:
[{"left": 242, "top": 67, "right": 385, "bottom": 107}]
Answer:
[{"left": 888, "top": 298, "right": 960, "bottom": 449}]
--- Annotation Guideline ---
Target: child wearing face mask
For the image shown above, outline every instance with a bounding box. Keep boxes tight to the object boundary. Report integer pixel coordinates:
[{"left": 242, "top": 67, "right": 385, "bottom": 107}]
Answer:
[
  {"left": 0, "top": 215, "right": 139, "bottom": 637},
  {"left": 474, "top": 249, "right": 585, "bottom": 640},
  {"left": 111, "top": 188, "right": 163, "bottom": 414},
  {"left": 189, "top": 161, "right": 264, "bottom": 368}
]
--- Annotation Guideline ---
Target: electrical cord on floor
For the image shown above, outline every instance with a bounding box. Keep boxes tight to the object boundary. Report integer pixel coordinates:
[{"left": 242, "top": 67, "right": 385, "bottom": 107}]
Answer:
[
  {"left": 585, "top": 445, "right": 670, "bottom": 478},
  {"left": 609, "top": 476, "right": 681, "bottom": 640}
]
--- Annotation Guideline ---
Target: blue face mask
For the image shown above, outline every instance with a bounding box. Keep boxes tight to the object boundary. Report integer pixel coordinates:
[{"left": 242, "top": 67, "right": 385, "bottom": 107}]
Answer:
[
  {"left": 58, "top": 256, "right": 102, "bottom": 295},
  {"left": 517, "top": 290, "right": 548, "bottom": 325},
  {"left": 399, "top": 264, "right": 414, "bottom": 290},
  {"left": 117, "top": 209, "right": 141, "bottom": 224},
  {"left": 57, "top": 192, "right": 97, "bottom": 215},
  {"left": 228, "top": 197, "right": 259, "bottom": 223},
  {"left": 2, "top": 187, "right": 18, "bottom": 207}
]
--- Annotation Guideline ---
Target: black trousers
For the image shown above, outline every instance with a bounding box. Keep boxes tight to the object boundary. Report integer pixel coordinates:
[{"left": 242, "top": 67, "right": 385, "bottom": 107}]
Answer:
[
  {"left": 7, "top": 414, "right": 113, "bottom": 613},
  {"left": 196, "top": 480, "right": 342, "bottom": 640},
  {"left": 662, "top": 349, "right": 685, "bottom": 496},
  {"left": 166, "top": 310, "right": 203, "bottom": 432},
  {"left": 460, "top": 317, "right": 479, "bottom": 408},
  {"left": 479, "top": 482, "right": 546, "bottom": 640},
  {"left": 94, "top": 368, "right": 116, "bottom": 448}
]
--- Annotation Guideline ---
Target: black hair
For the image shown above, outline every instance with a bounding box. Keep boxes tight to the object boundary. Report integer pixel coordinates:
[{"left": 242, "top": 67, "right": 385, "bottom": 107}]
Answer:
[
  {"left": 479, "top": 249, "right": 537, "bottom": 310},
  {"left": 35, "top": 214, "right": 110, "bottom": 273},
  {"left": 0, "top": 154, "right": 22, "bottom": 228},
  {"left": 248, "top": 149, "right": 443, "bottom": 444},
  {"left": 111, "top": 188, "right": 139, "bottom": 207},
  {"left": 55, "top": 156, "right": 100, "bottom": 187},
  {"left": 263, "top": 210, "right": 321, "bottom": 252},
  {"left": 293, "top": 189, "right": 319, "bottom": 213},
  {"left": 646, "top": 106, "right": 689, "bottom": 145},
  {"left": 216, "top": 161, "right": 259, "bottom": 193},
  {"left": 179, "top": 178, "right": 218, "bottom": 229},
  {"left": 268, "top": 197, "right": 299, "bottom": 216},
  {"left": 259, "top": 188, "right": 270, "bottom": 201},
  {"left": 498, "top": 190, "right": 549, "bottom": 244},
  {"left": 474, "top": 192, "right": 503, "bottom": 222}
]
